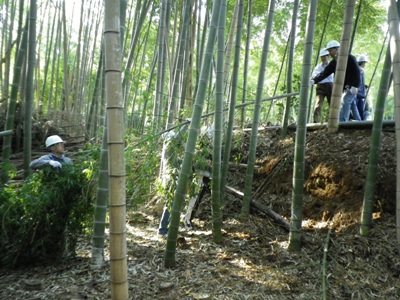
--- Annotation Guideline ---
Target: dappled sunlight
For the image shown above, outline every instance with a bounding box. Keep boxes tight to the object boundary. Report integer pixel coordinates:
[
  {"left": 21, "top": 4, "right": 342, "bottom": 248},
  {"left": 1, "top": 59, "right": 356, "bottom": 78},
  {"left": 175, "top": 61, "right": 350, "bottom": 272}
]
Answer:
[{"left": 302, "top": 219, "right": 332, "bottom": 229}]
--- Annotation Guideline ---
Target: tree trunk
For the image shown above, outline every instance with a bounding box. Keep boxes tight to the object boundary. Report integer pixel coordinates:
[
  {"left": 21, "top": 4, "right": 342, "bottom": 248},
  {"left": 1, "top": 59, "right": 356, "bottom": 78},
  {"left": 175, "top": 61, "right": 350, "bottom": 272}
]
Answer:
[
  {"left": 281, "top": 0, "right": 299, "bottom": 138},
  {"left": 23, "top": 0, "right": 37, "bottom": 179},
  {"left": 387, "top": 0, "right": 400, "bottom": 247},
  {"left": 349, "top": 0, "right": 363, "bottom": 53},
  {"left": 288, "top": 0, "right": 317, "bottom": 253},
  {"left": 61, "top": 0, "right": 70, "bottom": 112},
  {"left": 86, "top": 48, "right": 104, "bottom": 137},
  {"left": 211, "top": 0, "right": 227, "bottom": 244},
  {"left": 153, "top": 0, "right": 169, "bottom": 130},
  {"left": 91, "top": 118, "right": 109, "bottom": 267},
  {"left": 221, "top": 0, "right": 244, "bottom": 201},
  {"left": 222, "top": 0, "right": 239, "bottom": 94},
  {"left": 360, "top": 46, "right": 391, "bottom": 236},
  {"left": 167, "top": 0, "right": 192, "bottom": 128},
  {"left": 1, "top": 15, "right": 28, "bottom": 184},
  {"left": 240, "top": 0, "right": 252, "bottom": 127},
  {"left": 241, "top": 0, "right": 275, "bottom": 219},
  {"left": 104, "top": 0, "right": 128, "bottom": 298},
  {"left": 307, "top": 0, "right": 333, "bottom": 122},
  {"left": 122, "top": 0, "right": 152, "bottom": 110},
  {"left": 327, "top": 0, "right": 357, "bottom": 133},
  {"left": 164, "top": 0, "right": 221, "bottom": 269},
  {"left": 0, "top": 0, "right": 16, "bottom": 116}
]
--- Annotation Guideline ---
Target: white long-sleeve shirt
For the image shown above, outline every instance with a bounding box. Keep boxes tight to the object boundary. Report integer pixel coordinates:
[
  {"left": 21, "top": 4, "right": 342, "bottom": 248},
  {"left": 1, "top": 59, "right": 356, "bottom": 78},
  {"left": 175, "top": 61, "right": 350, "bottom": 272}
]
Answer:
[{"left": 312, "top": 63, "right": 334, "bottom": 84}]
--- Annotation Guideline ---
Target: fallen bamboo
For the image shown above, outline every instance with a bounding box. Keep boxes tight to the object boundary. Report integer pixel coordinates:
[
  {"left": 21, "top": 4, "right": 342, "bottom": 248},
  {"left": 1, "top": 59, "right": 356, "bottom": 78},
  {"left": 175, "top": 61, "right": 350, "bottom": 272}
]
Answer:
[
  {"left": 225, "top": 185, "right": 290, "bottom": 232},
  {"left": 252, "top": 155, "right": 287, "bottom": 200},
  {"left": 288, "top": 120, "right": 395, "bottom": 131},
  {"left": 0, "top": 130, "right": 13, "bottom": 137}
]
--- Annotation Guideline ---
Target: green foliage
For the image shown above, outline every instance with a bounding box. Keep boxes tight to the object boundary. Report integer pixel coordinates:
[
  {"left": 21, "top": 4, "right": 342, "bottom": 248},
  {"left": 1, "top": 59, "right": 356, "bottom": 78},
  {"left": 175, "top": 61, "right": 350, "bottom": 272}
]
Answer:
[
  {"left": 384, "top": 95, "right": 395, "bottom": 120},
  {"left": 125, "top": 128, "right": 161, "bottom": 207},
  {"left": 193, "top": 133, "right": 212, "bottom": 172},
  {"left": 124, "top": 125, "right": 211, "bottom": 211},
  {"left": 0, "top": 153, "right": 97, "bottom": 268},
  {"left": 230, "top": 130, "right": 246, "bottom": 164},
  {"left": 155, "top": 166, "right": 179, "bottom": 211},
  {"left": 0, "top": 161, "right": 17, "bottom": 182}
]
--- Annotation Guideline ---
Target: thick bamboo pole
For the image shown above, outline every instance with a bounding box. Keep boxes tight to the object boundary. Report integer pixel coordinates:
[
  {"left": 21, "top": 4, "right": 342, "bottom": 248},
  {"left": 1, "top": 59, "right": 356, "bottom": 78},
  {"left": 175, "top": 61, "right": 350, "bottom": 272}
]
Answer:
[{"left": 104, "top": 1, "right": 128, "bottom": 298}]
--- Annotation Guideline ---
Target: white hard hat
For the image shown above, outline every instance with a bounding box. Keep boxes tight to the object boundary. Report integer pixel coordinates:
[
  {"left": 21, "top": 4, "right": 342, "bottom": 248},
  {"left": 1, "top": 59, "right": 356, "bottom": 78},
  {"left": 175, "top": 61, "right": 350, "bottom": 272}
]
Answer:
[
  {"left": 326, "top": 40, "right": 340, "bottom": 50},
  {"left": 319, "top": 49, "right": 329, "bottom": 57},
  {"left": 45, "top": 135, "right": 64, "bottom": 148},
  {"left": 358, "top": 55, "right": 368, "bottom": 63}
]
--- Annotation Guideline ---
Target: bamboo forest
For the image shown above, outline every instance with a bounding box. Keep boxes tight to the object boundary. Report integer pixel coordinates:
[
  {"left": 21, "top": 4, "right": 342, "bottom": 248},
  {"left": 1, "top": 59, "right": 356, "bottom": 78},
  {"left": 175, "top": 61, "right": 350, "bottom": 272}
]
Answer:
[{"left": 1, "top": 0, "right": 400, "bottom": 299}]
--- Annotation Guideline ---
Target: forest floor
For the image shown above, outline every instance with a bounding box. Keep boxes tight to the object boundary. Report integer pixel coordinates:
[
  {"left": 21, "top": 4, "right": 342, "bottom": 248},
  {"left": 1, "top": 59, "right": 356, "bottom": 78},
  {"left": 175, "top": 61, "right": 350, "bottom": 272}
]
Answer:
[{"left": 0, "top": 124, "right": 399, "bottom": 300}]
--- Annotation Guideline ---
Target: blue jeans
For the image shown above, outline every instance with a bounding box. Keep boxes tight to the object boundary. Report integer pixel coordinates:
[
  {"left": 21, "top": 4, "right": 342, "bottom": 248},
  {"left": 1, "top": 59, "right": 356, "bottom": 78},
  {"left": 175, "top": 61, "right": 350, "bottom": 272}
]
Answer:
[
  {"left": 356, "top": 97, "right": 366, "bottom": 120},
  {"left": 339, "top": 89, "right": 361, "bottom": 122},
  {"left": 158, "top": 206, "right": 170, "bottom": 235}
]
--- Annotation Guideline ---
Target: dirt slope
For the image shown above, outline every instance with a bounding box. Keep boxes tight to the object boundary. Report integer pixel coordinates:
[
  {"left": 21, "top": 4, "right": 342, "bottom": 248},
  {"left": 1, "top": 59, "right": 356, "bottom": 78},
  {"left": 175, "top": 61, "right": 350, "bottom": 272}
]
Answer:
[{"left": 248, "top": 126, "right": 395, "bottom": 226}]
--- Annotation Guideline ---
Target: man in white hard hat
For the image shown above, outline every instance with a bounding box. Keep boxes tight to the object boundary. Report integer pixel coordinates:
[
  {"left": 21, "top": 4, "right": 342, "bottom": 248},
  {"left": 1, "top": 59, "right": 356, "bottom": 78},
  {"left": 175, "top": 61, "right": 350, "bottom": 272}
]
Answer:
[
  {"left": 356, "top": 55, "right": 369, "bottom": 120},
  {"left": 30, "top": 135, "right": 72, "bottom": 170},
  {"left": 311, "top": 49, "right": 334, "bottom": 123},
  {"left": 310, "top": 40, "right": 361, "bottom": 122}
]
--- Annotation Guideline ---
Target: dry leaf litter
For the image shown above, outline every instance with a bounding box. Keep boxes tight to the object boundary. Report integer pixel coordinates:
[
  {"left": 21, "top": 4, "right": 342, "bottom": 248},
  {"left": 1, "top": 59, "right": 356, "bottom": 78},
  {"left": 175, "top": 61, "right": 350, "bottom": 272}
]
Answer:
[{"left": 0, "top": 126, "right": 399, "bottom": 299}]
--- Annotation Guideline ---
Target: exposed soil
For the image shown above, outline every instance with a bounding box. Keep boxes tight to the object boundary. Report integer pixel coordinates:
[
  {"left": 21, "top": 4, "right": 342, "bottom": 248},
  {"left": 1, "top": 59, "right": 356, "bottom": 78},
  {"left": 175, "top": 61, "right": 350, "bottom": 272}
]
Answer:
[{"left": 0, "top": 125, "right": 399, "bottom": 300}]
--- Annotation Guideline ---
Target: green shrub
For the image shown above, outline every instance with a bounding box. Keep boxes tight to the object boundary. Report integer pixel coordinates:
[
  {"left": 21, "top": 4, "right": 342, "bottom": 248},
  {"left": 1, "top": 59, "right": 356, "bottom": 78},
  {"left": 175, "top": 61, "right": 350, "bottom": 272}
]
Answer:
[{"left": 0, "top": 150, "right": 97, "bottom": 268}]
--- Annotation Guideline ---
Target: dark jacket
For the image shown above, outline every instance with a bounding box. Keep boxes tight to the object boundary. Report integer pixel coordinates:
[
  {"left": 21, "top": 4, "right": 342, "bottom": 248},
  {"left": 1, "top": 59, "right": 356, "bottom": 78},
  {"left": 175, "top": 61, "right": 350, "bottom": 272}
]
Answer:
[{"left": 313, "top": 54, "right": 360, "bottom": 88}]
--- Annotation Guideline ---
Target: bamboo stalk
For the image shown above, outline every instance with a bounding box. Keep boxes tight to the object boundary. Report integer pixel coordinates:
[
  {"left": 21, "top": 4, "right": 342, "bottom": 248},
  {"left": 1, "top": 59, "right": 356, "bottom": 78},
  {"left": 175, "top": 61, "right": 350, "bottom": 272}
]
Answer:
[
  {"left": 0, "top": 130, "right": 13, "bottom": 137},
  {"left": 225, "top": 185, "right": 290, "bottom": 231}
]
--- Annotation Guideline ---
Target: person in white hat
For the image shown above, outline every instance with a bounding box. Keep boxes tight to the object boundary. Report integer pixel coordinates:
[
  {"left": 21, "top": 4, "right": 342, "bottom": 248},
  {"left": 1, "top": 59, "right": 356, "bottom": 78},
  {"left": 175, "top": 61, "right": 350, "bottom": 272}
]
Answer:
[
  {"left": 30, "top": 135, "right": 72, "bottom": 170},
  {"left": 311, "top": 49, "right": 334, "bottom": 123},
  {"left": 310, "top": 40, "right": 361, "bottom": 122}
]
